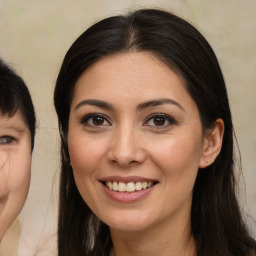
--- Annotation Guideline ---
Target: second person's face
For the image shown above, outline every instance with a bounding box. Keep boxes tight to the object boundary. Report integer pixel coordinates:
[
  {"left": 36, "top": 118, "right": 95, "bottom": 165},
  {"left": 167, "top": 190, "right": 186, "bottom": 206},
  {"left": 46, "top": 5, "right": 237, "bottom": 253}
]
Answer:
[
  {"left": 0, "top": 110, "right": 31, "bottom": 239},
  {"left": 68, "top": 52, "right": 207, "bottom": 233}
]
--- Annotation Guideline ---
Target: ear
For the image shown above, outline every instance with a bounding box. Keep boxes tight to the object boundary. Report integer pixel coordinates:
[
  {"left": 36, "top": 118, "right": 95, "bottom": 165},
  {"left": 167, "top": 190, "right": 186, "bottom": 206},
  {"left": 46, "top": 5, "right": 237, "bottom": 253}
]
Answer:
[{"left": 199, "top": 118, "right": 225, "bottom": 168}]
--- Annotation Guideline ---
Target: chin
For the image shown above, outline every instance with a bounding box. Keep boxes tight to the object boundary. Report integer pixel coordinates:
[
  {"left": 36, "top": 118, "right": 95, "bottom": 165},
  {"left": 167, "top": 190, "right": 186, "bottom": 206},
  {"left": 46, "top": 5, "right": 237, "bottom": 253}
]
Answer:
[{"left": 103, "top": 215, "right": 152, "bottom": 233}]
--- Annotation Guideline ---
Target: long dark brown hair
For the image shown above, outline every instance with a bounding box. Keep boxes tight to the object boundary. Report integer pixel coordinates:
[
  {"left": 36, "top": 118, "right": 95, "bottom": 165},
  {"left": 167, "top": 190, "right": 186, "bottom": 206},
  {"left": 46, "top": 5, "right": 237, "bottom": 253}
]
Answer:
[{"left": 54, "top": 9, "right": 256, "bottom": 256}]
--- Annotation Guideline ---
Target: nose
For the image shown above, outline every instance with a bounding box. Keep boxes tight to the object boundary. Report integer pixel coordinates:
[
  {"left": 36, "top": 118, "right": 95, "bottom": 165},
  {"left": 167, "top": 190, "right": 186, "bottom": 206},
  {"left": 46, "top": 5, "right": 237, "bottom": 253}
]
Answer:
[{"left": 107, "top": 124, "right": 146, "bottom": 168}]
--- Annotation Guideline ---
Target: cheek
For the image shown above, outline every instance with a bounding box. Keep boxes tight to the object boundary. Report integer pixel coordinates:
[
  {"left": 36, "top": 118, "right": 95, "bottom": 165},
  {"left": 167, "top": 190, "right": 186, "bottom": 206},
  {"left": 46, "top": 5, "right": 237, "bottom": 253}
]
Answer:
[
  {"left": 147, "top": 134, "right": 203, "bottom": 178},
  {"left": 0, "top": 151, "right": 8, "bottom": 183},
  {"left": 147, "top": 136, "right": 202, "bottom": 216},
  {"left": 9, "top": 149, "right": 31, "bottom": 194},
  {"left": 68, "top": 135, "right": 107, "bottom": 176},
  {"left": 68, "top": 136, "right": 108, "bottom": 208},
  {"left": 0, "top": 153, "right": 30, "bottom": 192},
  {"left": 0, "top": 147, "right": 31, "bottom": 215}
]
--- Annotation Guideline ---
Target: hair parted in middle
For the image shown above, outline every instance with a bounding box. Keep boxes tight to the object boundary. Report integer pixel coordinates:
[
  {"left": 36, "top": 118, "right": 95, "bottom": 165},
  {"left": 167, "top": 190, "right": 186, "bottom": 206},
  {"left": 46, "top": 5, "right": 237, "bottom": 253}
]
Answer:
[{"left": 54, "top": 8, "right": 256, "bottom": 256}]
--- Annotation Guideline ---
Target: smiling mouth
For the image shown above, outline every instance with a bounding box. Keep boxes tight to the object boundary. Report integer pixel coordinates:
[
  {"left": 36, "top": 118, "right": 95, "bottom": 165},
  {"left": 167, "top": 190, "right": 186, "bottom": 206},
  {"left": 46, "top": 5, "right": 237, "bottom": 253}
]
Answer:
[{"left": 103, "top": 181, "right": 157, "bottom": 193}]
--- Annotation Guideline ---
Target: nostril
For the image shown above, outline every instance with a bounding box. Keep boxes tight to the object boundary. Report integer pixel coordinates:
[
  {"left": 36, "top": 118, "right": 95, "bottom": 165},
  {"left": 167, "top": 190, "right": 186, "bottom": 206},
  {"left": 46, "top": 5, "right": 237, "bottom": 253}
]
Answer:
[{"left": 107, "top": 135, "right": 146, "bottom": 167}]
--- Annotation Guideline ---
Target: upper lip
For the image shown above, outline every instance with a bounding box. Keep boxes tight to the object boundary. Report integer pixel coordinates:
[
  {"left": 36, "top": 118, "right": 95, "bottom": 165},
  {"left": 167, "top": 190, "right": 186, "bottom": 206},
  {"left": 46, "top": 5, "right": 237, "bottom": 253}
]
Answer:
[{"left": 100, "top": 176, "right": 158, "bottom": 183}]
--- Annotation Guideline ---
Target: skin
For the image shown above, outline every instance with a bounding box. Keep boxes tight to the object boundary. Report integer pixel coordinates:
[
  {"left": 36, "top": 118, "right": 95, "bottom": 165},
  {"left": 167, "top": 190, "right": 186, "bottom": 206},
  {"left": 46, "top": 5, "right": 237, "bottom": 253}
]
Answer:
[
  {"left": 0, "top": 110, "right": 31, "bottom": 240},
  {"left": 68, "top": 52, "right": 224, "bottom": 256}
]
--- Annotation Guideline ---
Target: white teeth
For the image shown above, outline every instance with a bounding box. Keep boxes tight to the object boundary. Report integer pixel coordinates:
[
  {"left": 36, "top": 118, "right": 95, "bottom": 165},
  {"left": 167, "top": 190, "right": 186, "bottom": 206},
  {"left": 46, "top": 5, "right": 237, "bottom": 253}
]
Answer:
[
  {"left": 135, "top": 182, "right": 142, "bottom": 191},
  {"left": 126, "top": 182, "right": 136, "bottom": 192},
  {"left": 105, "top": 181, "right": 154, "bottom": 192},
  {"left": 113, "top": 181, "right": 118, "bottom": 191},
  {"left": 119, "top": 182, "right": 126, "bottom": 192},
  {"left": 106, "top": 181, "right": 113, "bottom": 190},
  {"left": 142, "top": 182, "right": 147, "bottom": 189}
]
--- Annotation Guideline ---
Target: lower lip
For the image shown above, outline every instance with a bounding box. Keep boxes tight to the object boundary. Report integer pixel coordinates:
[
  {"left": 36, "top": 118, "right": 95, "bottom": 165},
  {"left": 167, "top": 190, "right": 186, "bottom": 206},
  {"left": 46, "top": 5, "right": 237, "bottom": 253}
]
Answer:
[{"left": 101, "top": 183, "right": 156, "bottom": 203}]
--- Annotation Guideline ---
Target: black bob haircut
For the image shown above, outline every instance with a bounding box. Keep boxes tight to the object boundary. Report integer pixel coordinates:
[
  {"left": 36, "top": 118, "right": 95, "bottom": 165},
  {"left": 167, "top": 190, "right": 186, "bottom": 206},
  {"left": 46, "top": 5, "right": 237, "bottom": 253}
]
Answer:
[{"left": 0, "top": 58, "right": 36, "bottom": 149}]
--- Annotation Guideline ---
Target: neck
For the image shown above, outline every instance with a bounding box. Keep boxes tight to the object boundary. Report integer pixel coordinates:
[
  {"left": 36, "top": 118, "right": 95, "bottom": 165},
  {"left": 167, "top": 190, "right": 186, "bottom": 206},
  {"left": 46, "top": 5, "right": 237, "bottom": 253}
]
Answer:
[{"left": 110, "top": 215, "right": 195, "bottom": 256}]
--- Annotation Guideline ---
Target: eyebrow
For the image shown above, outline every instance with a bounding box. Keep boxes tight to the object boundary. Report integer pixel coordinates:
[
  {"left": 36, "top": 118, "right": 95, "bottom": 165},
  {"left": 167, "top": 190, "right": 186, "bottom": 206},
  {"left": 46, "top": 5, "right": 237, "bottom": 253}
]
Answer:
[
  {"left": 75, "top": 98, "right": 184, "bottom": 112},
  {"left": 75, "top": 99, "right": 114, "bottom": 111},
  {"left": 0, "top": 125, "right": 27, "bottom": 134},
  {"left": 137, "top": 98, "right": 184, "bottom": 111}
]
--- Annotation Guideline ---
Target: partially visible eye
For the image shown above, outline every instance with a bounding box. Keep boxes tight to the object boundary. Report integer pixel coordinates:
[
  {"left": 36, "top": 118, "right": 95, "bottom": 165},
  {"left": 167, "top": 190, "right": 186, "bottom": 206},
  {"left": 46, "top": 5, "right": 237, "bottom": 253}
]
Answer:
[
  {"left": 81, "top": 113, "right": 111, "bottom": 127},
  {"left": 144, "top": 113, "right": 176, "bottom": 128},
  {"left": 0, "top": 136, "right": 16, "bottom": 145}
]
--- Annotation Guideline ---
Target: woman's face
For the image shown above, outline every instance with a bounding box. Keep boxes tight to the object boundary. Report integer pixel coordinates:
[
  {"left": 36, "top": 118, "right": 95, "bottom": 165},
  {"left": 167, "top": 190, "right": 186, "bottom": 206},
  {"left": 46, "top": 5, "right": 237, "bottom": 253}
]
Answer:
[
  {"left": 68, "top": 52, "right": 209, "bottom": 233},
  {"left": 0, "top": 110, "right": 31, "bottom": 239}
]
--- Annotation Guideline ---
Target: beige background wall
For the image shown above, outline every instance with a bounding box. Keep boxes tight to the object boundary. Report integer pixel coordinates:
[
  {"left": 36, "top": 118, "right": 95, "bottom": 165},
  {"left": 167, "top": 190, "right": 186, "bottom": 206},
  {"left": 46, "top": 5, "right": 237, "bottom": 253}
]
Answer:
[{"left": 1, "top": 0, "right": 255, "bottom": 255}]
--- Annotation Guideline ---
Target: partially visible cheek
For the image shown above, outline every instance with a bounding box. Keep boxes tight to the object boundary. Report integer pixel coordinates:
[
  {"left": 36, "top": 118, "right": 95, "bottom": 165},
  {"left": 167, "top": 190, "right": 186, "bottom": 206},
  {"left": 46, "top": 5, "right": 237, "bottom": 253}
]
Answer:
[
  {"left": 11, "top": 153, "right": 31, "bottom": 195},
  {"left": 72, "top": 161, "right": 101, "bottom": 212},
  {"left": 69, "top": 138, "right": 108, "bottom": 175},
  {"left": 0, "top": 151, "right": 8, "bottom": 169},
  {"left": 148, "top": 139, "right": 199, "bottom": 216},
  {"left": 0, "top": 152, "right": 31, "bottom": 220},
  {"left": 148, "top": 138, "right": 200, "bottom": 180},
  {"left": 147, "top": 139, "right": 182, "bottom": 168},
  {"left": 0, "top": 151, "right": 30, "bottom": 201},
  {"left": 0, "top": 151, "right": 9, "bottom": 191},
  {"left": 69, "top": 138, "right": 109, "bottom": 206},
  {"left": 69, "top": 141, "right": 104, "bottom": 203}
]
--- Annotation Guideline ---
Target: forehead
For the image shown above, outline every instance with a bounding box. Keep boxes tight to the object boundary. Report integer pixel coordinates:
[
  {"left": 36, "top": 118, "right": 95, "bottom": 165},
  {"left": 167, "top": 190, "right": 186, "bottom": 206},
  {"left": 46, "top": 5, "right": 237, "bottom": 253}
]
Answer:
[
  {"left": 79, "top": 52, "right": 182, "bottom": 81},
  {"left": 0, "top": 109, "right": 29, "bottom": 133},
  {"left": 73, "top": 52, "right": 189, "bottom": 100},
  {"left": 71, "top": 52, "right": 199, "bottom": 114}
]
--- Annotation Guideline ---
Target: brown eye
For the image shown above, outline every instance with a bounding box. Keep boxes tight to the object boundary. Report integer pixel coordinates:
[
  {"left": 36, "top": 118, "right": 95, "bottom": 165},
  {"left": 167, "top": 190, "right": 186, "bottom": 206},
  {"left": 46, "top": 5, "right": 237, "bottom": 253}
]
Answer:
[
  {"left": 144, "top": 113, "right": 177, "bottom": 128},
  {"left": 92, "top": 116, "right": 105, "bottom": 126},
  {"left": 153, "top": 117, "right": 166, "bottom": 126},
  {"left": 82, "top": 113, "right": 111, "bottom": 127}
]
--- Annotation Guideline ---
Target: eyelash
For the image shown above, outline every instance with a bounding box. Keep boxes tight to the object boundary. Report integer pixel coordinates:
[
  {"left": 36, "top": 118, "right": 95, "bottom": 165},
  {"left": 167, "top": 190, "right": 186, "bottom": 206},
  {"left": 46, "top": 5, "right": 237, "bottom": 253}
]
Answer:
[
  {"left": 144, "top": 113, "right": 177, "bottom": 128},
  {"left": 81, "top": 113, "right": 111, "bottom": 127},
  {"left": 0, "top": 136, "right": 16, "bottom": 145},
  {"left": 81, "top": 113, "right": 176, "bottom": 128}
]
